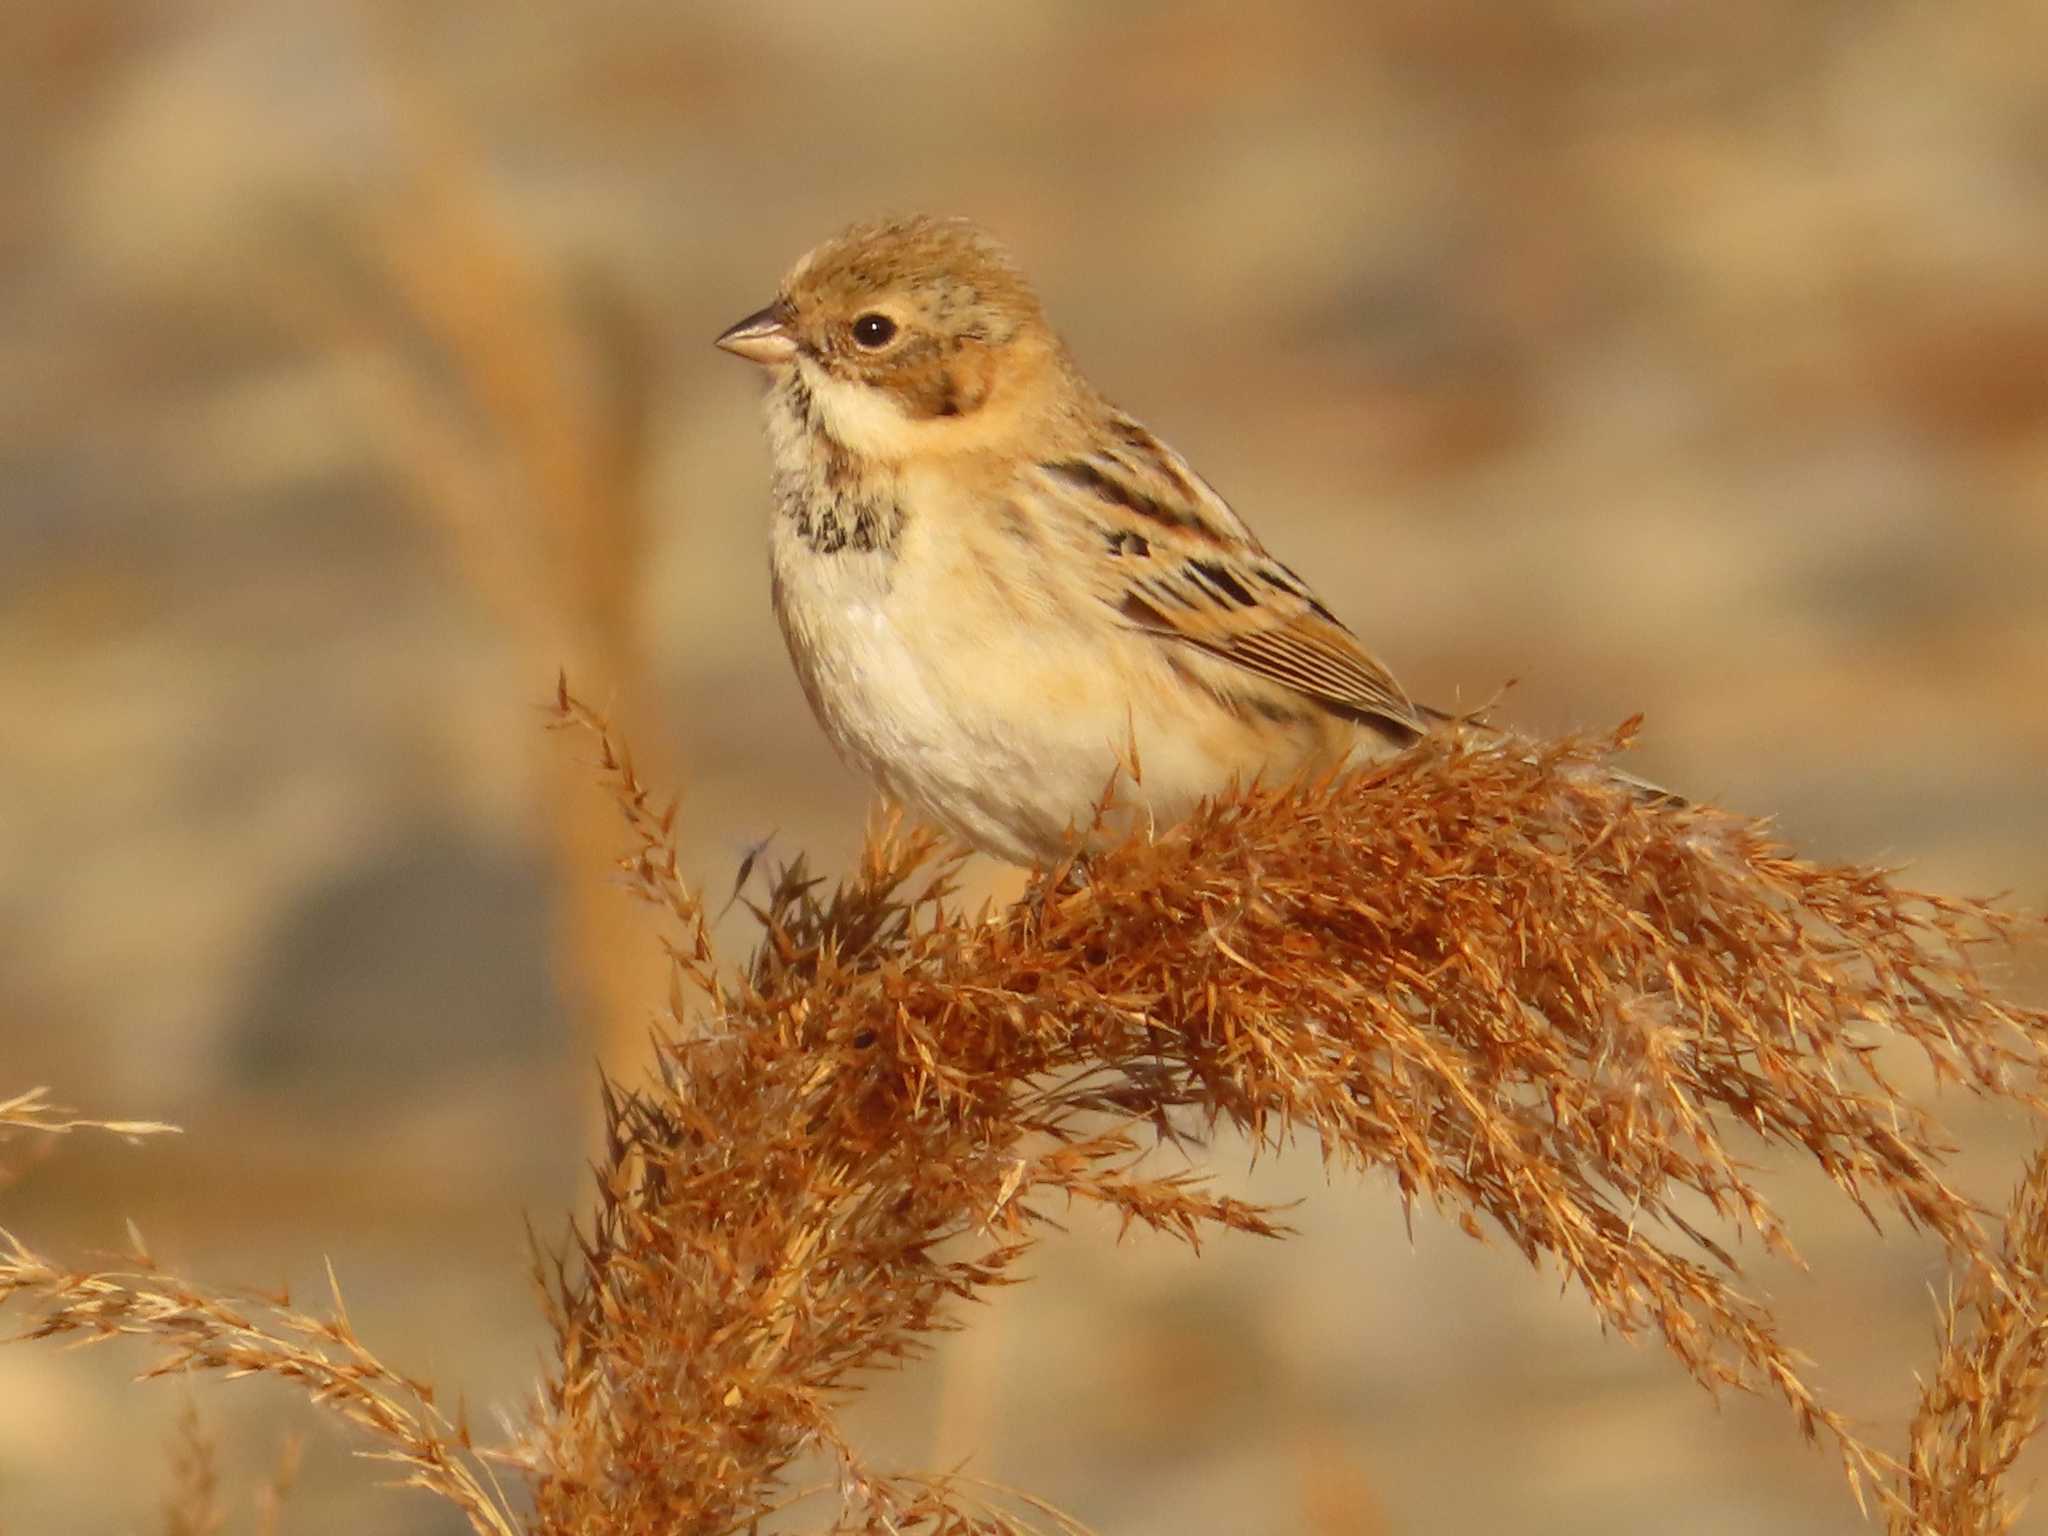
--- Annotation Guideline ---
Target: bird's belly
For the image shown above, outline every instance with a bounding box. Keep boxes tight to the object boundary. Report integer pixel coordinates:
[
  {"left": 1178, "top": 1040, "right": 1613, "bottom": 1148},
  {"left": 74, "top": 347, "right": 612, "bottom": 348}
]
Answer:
[{"left": 771, "top": 538, "right": 1342, "bottom": 863}]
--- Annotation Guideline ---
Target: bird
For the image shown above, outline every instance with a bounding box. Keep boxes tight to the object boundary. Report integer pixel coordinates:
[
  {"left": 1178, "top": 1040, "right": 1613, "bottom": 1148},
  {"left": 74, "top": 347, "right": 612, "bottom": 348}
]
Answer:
[{"left": 714, "top": 214, "right": 1516, "bottom": 864}]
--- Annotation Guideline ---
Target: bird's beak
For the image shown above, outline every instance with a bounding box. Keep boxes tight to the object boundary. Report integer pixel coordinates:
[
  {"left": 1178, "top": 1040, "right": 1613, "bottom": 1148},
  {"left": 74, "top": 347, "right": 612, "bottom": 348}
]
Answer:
[{"left": 714, "top": 301, "right": 797, "bottom": 366}]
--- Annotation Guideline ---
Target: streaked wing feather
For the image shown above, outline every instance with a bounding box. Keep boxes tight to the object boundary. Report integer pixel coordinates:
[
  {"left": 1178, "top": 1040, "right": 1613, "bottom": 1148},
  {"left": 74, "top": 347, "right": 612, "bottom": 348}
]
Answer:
[{"left": 1035, "top": 422, "right": 1424, "bottom": 740}]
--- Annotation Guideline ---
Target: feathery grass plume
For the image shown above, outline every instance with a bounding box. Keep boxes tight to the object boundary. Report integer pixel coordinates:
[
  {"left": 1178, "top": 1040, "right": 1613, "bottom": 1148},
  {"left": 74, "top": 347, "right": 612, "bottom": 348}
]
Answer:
[
  {"left": 0, "top": 1086, "right": 178, "bottom": 1142},
  {"left": 0, "top": 1086, "right": 177, "bottom": 1190},
  {"left": 1893, "top": 1140, "right": 2048, "bottom": 1534},
  {"left": 0, "top": 1228, "right": 520, "bottom": 1536},
  {"left": 527, "top": 684, "right": 2047, "bottom": 1532}
]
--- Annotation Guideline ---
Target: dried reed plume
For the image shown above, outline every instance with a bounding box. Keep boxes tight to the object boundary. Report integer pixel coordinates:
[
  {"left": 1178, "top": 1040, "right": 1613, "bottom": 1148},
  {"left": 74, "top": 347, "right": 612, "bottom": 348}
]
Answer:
[
  {"left": 1895, "top": 1141, "right": 2048, "bottom": 1535},
  {"left": 5, "top": 687, "right": 2046, "bottom": 1534},
  {"left": 0, "top": 1225, "right": 519, "bottom": 1536},
  {"left": 0, "top": 1087, "right": 176, "bottom": 1191},
  {"left": 0, "top": 1086, "right": 177, "bottom": 1144}
]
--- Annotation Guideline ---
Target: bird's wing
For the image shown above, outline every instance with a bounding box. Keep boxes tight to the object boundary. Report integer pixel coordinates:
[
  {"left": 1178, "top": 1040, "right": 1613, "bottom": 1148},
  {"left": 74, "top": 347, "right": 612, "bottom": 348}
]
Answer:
[{"left": 1030, "top": 419, "right": 1424, "bottom": 743}]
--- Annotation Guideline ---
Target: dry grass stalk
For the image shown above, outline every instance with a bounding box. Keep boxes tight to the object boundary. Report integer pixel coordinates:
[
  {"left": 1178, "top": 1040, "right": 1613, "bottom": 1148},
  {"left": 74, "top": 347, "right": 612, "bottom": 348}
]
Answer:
[
  {"left": 261, "top": 7, "right": 666, "bottom": 1079},
  {"left": 0, "top": 1109, "right": 308, "bottom": 1536},
  {"left": 253, "top": 1433, "right": 304, "bottom": 1536},
  {"left": 0, "top": 1086, "right": 178, "bottom": 1142},
  {"left": 0, "top": 1086, "right": 177, "bottom": 1189},
  {"left": 159, "top": 1406, "right": 302, "bottom": 1536},
  {"left": 5, "top": 686, "right": 2045, "bottom": 1534},
  {"left": 0, "top": 1230, "right": 519, "bottom": 1536},
  {"left": 164, "top": 1401, "right": 225, "bottom": 1536}
]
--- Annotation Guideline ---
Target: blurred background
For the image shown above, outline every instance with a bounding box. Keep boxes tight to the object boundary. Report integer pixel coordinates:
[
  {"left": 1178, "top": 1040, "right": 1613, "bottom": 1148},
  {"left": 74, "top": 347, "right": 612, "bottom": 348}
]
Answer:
[{"left": 4, "top": 1, "right": 2046, "bottom": 1532}]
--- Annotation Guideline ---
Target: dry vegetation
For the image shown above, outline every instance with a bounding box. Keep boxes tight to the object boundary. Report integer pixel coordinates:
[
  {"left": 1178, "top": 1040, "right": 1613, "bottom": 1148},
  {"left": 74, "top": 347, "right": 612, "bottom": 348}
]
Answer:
[
  {"left": 263, "top": 15, "right": 669, "bottom": 1079},
  {"left": 160, "top": 1401, "right": 301, "bottom": 1536},
  {"left": 5, "top": 689, "right": 2048, "bottom": 1534},
  {"left": 0, "top": 1087, "right": 176, "bottom": 1192}
]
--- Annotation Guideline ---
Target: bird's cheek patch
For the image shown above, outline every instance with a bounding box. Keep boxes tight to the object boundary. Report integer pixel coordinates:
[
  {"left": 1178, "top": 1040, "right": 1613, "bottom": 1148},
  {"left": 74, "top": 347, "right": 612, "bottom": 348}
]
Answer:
[
  {"left": 897, "top": 360, "right": 991, "bottom": 421},
  {"left": 937, "top": 349, "right": 1003, "bottom": 419},
  {"left": 937, "top": 368, "right": 992, "bottom": 419}
]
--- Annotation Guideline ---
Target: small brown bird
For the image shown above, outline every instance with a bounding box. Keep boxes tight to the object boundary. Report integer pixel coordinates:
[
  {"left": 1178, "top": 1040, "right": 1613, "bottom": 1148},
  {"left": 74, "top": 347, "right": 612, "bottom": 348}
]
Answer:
[{"left": 714, "top": 214, "right": 1449, "bottom": 863}]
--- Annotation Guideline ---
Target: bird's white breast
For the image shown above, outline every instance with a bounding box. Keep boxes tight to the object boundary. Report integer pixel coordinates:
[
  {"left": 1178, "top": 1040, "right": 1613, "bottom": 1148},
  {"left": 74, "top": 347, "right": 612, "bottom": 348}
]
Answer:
[
  {"left": 765, "top": 461, "right": 1353, "bottom": 863},
  {"left": 769, "top": 501, "right": 1137, "bottom": 862}
]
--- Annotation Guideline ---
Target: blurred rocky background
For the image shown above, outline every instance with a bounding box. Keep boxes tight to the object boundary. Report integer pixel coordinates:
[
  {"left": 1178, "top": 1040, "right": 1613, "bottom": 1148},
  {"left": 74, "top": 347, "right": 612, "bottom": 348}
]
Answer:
[{"left": 3, "top": 1, "right": 2045, "bottom": 1532}]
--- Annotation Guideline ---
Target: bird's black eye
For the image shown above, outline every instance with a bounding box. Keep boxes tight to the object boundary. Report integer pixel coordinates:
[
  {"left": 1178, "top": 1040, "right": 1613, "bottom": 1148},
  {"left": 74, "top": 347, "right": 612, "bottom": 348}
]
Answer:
[{"left": 851, "top": 312, "right": 898, "bottom": 349}]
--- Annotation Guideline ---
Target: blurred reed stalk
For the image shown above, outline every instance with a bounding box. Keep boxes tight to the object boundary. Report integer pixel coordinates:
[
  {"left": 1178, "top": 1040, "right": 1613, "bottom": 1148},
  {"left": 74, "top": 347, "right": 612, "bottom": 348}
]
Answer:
[
  {"left": 6, "top": 692, "right": 2048, "bottom": 1534},
  {"left": 264, "top": 11, "right": 668, "bottom": 1082},
  {"left": 162, "top": 1399, "right": 298, "bottom": 1536}
]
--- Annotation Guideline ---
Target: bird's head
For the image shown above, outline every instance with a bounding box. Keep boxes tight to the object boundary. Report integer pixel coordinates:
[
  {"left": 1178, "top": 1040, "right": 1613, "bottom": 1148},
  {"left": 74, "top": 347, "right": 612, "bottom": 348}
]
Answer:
[{"left": 716, "top": 215, "right": 1072, "bottom": 459}]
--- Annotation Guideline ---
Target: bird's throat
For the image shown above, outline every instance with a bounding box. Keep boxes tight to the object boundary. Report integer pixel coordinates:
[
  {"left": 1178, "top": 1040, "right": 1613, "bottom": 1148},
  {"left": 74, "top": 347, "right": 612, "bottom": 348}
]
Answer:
[{"left": 769, "top": 373, "right": 905, "bottom": 557}]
